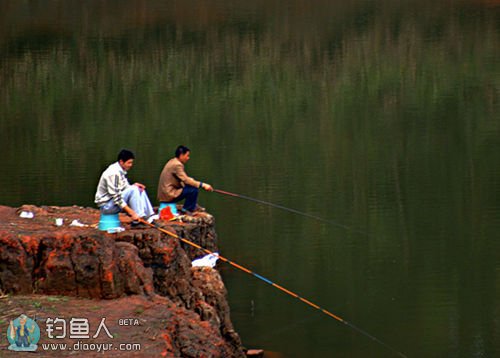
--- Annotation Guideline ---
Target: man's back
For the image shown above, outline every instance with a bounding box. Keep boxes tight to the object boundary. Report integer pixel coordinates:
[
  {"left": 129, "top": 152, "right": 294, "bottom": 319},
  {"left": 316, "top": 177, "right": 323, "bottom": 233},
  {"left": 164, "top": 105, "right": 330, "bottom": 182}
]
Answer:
[
  {"left": 157, "top": 157, "right": 183, "bottom": 202},
  {"left": 95, "top": 162, "right": 129, "bottom": 207}
]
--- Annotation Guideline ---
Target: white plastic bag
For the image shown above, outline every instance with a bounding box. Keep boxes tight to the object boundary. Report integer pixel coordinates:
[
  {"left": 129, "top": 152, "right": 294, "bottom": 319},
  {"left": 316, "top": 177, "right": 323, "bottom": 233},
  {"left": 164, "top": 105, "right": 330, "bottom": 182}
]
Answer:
[{"left": 191, "top": 253, "right": 219, "bottom": 268}]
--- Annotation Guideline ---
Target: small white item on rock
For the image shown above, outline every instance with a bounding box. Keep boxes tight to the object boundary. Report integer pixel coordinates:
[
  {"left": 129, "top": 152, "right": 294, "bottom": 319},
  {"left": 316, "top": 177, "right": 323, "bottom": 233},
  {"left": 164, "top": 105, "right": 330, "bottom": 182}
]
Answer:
[
  {"left": 107, "top": 227, "right": 125, "bottom": 233},
  {"left": 192, "top": 253, "right": 219, "bottom": 268},
  {"left": 19, "top": 211, "right": 34, "bottom": 219},
  {"left": 55, "top": 218, "right": 64, "bottom": 226},
  {"left": 70, "top": 219, "right": 88, "bottom": 227},
  {"left": 147, "top": 214, "right": 159, "bottom": 223}
]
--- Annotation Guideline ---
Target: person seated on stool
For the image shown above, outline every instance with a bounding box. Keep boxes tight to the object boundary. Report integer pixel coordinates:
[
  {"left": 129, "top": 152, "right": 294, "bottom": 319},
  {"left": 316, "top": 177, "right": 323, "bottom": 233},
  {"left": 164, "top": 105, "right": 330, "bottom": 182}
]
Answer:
[
  {"left": 157, "top": 145, "right": 213, "bottom": 215},
  {"left": 95, "top": 149, "right": 154, "bottom": 226}
]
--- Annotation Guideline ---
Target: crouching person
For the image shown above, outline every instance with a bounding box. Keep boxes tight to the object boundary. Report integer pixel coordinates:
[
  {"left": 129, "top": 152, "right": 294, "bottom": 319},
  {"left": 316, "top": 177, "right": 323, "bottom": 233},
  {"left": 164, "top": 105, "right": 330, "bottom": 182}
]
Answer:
[{"left": 95, "top": 149, "right": 154, "bottom": 226}]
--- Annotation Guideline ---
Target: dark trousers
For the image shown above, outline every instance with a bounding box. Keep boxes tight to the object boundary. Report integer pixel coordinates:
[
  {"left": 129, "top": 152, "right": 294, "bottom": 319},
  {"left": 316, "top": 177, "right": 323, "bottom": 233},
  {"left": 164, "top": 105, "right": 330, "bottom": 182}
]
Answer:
[{"left": 170, "top": 185, "right": 199, "bottom": 211}]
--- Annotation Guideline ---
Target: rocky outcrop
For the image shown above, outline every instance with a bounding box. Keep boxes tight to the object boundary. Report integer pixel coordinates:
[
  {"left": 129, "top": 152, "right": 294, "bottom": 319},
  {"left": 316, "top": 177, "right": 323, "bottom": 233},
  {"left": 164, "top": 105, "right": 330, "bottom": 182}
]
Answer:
[{"left": 0, "top": 204, "right": 245, "bottom": 357}]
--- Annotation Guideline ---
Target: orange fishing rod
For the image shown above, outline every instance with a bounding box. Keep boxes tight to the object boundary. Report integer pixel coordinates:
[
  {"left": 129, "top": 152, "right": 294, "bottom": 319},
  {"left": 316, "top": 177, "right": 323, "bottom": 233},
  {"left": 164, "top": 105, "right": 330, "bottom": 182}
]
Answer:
[
  {"left": 139, "top": 218, "right": 407, "bottom": 358},
  {"left": 213, "top": 188, "right": 370, "bottom": 236}
]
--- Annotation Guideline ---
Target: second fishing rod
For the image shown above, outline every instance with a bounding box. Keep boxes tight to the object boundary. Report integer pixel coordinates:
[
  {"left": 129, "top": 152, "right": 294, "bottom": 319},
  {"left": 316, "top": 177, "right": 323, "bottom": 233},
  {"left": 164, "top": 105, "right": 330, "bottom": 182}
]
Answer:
[{"left": 213, "top": 188, "right": 370, "bottom": 236}]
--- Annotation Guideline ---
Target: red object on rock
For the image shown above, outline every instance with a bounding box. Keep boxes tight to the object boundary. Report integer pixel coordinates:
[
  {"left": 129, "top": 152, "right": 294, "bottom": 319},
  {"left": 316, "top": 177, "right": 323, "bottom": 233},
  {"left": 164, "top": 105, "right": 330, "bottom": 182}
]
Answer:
[{"left": 160, "top": 206, "right": 174, "bottom": 220}]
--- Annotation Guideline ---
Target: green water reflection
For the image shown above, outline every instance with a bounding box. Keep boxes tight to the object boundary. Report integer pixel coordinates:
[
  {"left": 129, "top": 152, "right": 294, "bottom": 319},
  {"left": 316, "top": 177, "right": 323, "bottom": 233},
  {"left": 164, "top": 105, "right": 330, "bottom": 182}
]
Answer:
[{"left": 1, "top": 1, "right": 499, "bottom": 357}]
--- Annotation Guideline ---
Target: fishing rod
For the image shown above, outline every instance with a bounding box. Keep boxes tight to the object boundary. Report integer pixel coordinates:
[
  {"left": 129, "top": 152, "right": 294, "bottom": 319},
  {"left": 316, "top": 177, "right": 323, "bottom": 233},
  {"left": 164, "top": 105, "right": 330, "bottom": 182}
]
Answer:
[
  {"left": 138, "top": 218, "right": 407, "bottom": 358},
  {"left": 214, "top": 188, "right": 370, "bottom": 236}
]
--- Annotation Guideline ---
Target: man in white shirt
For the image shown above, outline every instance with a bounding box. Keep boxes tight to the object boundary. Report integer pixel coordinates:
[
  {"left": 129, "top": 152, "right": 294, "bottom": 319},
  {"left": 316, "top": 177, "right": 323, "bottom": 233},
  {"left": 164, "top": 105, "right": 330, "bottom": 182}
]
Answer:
[{"left": 95, "top": 149, "right": 154, "bottom": 224}]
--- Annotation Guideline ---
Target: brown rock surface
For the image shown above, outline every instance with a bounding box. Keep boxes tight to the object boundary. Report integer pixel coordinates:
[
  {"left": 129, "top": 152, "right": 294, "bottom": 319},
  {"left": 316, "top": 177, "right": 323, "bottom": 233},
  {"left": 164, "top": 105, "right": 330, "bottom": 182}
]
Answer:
[{"left": 0, "top": 205, "right": 245, "bottom": 357}]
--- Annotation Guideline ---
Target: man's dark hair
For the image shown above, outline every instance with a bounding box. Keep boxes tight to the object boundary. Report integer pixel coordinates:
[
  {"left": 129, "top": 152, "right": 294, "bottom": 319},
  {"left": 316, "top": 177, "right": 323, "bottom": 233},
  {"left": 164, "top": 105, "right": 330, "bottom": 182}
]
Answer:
[
  {"left": 117, "top": 149, "right": 135, "bottom": 162},
  {"left": 175, "top": 145, "right": 190, "bottom": 158}
]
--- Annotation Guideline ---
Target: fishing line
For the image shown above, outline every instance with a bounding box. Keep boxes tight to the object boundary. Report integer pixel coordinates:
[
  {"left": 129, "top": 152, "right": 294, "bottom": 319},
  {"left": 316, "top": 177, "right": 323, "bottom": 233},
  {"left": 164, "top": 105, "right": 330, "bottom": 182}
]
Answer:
[
  {"left": 214, "top": 189, "right": 370, "bottom": 236},
  {"left": 139, "top": 218, "right": 407, "bottom": 358}
]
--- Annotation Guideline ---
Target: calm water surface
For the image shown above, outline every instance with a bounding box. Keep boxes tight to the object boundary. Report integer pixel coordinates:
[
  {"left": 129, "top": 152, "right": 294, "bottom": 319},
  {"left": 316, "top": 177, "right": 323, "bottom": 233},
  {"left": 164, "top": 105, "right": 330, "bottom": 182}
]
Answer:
[{"left": 1, "top": 1, "right": 499, "bottom": 357}]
